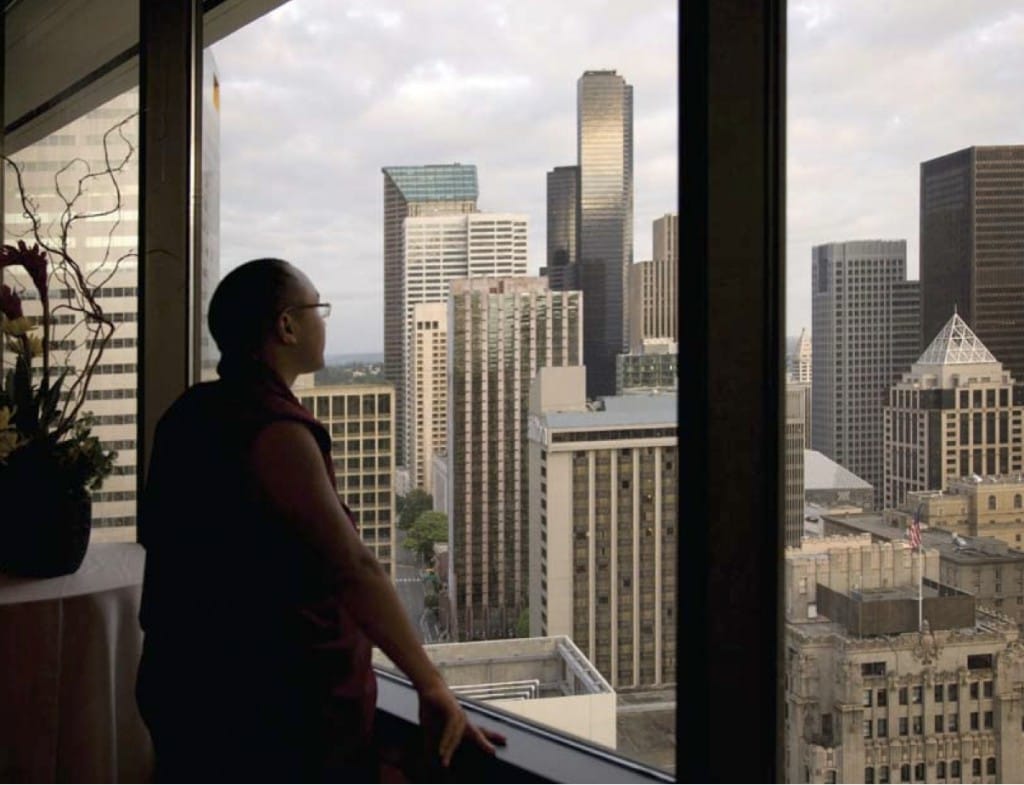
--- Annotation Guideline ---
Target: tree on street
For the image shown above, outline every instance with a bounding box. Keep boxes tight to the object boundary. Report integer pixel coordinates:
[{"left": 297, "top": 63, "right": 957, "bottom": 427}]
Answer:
[
  {"left": 403, "top": 510, "right": 448, "bottom": 563},
  {"left": 397, "top": 488, "right": 433, "bottom": 531}
]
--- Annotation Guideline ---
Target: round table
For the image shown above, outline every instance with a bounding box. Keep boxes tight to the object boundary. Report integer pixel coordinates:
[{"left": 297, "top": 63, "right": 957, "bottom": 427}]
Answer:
[{"left": 0, "top": 541, "right": 154, "bottom": 782}]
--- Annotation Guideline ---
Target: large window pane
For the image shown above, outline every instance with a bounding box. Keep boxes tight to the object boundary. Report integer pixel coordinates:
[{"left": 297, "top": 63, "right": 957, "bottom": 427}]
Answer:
[
  {"left": 207, "top": 0, "right": 677, "bottom": 774},
  {"left": 785, "top": 4, "right": 1024, "bottom": 782},
  {"left": 3, "top": 91, "right": 140, "bottom": 541}
]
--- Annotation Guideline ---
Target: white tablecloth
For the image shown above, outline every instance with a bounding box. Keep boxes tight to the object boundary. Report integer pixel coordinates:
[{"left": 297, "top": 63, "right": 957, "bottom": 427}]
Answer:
[{"left": 0, "top": 542, "right": 154, "bottom": 782}]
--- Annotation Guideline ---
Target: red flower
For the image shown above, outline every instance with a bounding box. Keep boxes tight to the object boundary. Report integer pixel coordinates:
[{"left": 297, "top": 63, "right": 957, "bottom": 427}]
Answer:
[
  {"left": 0, "top": 241, "right": 49, "bottom": 301},
  {"left": 0, "top": 284, "right": 23, "bottom": 321}
]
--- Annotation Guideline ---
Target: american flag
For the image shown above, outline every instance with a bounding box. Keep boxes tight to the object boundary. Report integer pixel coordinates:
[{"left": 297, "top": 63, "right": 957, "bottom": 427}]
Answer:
[{"left": 908, "top": 503, "right": 923, "bottom": 551}]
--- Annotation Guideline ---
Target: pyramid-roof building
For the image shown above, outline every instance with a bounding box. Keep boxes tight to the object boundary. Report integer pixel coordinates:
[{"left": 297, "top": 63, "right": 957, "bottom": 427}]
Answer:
[{"left": 916, "top": 312, "right": 997, "bottom": 366}]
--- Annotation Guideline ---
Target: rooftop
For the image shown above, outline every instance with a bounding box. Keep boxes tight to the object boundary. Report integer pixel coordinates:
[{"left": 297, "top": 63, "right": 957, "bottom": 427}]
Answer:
[
  {"left": 372, "top": 636, "right": 613, "bottom": 700},
  {"left": 916, "top": 312, "right": 998, "bottom": 366},
  {"left": 382, "top": 164, "right": 478, "bottom": 203},
  {"left": 946, "top": 473, "right": 1024, "bottom": 491},
  {"left": 804, "top": 450, "right": 873, "bottom": 491},
  {"left": 822, "top": 511, "right": 1024, "bottom": 564},
  {"left": 545, "top": 394, "right": 678, "bottom": 430}
]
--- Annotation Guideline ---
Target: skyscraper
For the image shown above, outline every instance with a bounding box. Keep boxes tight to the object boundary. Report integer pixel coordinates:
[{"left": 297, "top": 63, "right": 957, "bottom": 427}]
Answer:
[
  {"left": 409, "top": 302, "right": 447, "bottom": 495},
  {"left": 382, "top": 164, "right": 478, "bottom": 467},
  {"left": 577, "top": 70, "right": 634, "bottom": 397},
  {"left": 402, "top": 212, "right": 528, "bottom": 488},
  {"left": 883, "top": 312, "right": 1023, "bottom": 513},
  {"left": 811, "top": 240, "right": 921, "bottom": 508},
  {"left": 784, "top": 385, "right": 806, "bottom": 548},
  {"left": 789, "top": 327, "right": 812, "bottom": 383},
  {"left": 542, "top": 165, "right": 579, "bottom": 291},
  {"left": 920, "top": 146, "right": 1024, "bottom": 384},
  {"left": 627, "top": 215, "right": 678, "bottom": 353},
  {"left": 448, "top": 277, "right": 582, "bottom": 641}
]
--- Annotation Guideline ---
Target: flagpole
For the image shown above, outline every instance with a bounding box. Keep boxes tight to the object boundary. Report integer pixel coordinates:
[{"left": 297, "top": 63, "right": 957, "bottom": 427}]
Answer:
[{"left": 912, "top": 501, "right": 923, "bottom": 633}]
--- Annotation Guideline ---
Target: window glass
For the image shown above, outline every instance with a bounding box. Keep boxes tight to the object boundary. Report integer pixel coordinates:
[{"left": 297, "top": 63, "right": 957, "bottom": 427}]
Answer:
[
  {"left": 207, "top": 0, "right": 677, "bottom": 773},
  {"left": 785, "top": 3, "right": 1023, "bottom": 782},
  {"left": 3, "top": 90, "right": 140, "bottom": 542}
]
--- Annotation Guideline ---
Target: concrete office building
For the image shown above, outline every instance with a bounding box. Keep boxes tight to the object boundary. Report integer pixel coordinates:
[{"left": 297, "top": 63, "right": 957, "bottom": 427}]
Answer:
[
  {"left": 883, "top": 313, "right": 1024, "bottom": 513},
  {"left": 542, "top": 165, "right": 580, "bottom": 291},
  {"left": 615, "top": 339, "right": 678, "bottom": 394},
  {"left": 784, "top": 536, "right": 1024, "bottom": 785},
  {"left": 627, "top": 214, "right": 678, "bottom": 354},
  {"left": 823, "top": 512, "right": 1024, "bottom": 630},
  {"left": 408, "top": 303, "right": 448, "bottom": 495},
  {"left": 296, "top": 382, "right": 397, "bottom": 579},
  {"left": 2, "top": 60, "right": 219, "bottom": 535},
  {"left": 403, "top": 212, "right": 527, "bottom": 486},
  {"left": 382, "top": 164, "right": 478, "bottom": 468},
  {"left": 431, "top": 450, "right": 449, "bottom": 517},
  {"left": 790, "top": 380, "right": 813, "bottom": 449},
  {"left": 653, "top": 213, "right": 678, "bottom": 278},
  {"left": 528, "top": 366, "right": 677, "bottom": 689},
  {"left": 786, "top": 387, "right": 808, "bottom": 548},
  {"left": 577, "top": 70, "right": 634, "bottom": 397},
  {"left": 812, "top": 240, "right": 921, "bottom": 509},
  {"left": 921, "top": 146, "right": 1024, "bottom": 384},
  {"left": 448, "top": 278, "right": 582, "bottom": 641}
]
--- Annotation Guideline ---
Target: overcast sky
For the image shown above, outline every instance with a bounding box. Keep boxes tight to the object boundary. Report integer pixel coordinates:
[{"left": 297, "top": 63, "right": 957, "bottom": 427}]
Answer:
[
  {"left": 787, "top": 1, "right": 1024, "bottom": 336},
  {"left": 211, "top": 0, "right": 678, "bottom": 355},
  {"left": 212, "top": 2, "right": 1023, "bottom": 354}
]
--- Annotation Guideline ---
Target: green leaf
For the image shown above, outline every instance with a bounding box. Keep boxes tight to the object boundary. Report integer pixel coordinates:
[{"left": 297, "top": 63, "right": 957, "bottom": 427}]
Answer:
[
  {"left": 39, "top": 368, "right": 68, "bottom": 431},
  {"left": 11, "top": 352, "right": 37, "bottom": 436}
]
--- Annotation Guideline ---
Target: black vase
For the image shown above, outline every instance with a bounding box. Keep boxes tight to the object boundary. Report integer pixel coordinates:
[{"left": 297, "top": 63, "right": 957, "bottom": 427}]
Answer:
[{"left": 0, "top": 448, "right": 93, "bottom": 579}]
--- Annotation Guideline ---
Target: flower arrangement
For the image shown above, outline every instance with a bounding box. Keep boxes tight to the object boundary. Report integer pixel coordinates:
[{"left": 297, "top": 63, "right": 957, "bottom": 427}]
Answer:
[
  {"left": 0, "top": 241, "right": 115, "bottom": 490},
  {"left": 0, "top": 114, "right": 136, "bottom": 575}
]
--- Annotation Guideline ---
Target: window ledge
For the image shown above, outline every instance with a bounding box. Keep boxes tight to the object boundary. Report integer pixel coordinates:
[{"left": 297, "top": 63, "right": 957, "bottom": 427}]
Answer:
[{"left": 374, "top": 668, "right": 673, "bottom": 783}]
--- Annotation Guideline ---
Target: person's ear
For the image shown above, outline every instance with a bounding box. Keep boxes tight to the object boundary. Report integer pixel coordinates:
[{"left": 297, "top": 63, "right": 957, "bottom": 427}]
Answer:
[{"left": 276, "top": 310, "right": 299, "bottom": 345}]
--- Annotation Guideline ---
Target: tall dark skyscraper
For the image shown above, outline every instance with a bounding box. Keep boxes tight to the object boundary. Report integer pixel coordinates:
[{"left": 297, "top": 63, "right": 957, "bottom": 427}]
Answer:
[
  {"left": 542, "top": 165, "right": 579, "bottom": 291},
  {"left": 381, "top": 164, "right": 478, "bottom": 467},
  {"left": 921, "top": 146, "right": 1024, "bottom": 384},
  {"left": 811, "top": 240, "right": 921, "bottom": 509},
  {"left": 577, "top": 70, "right": 634, "bottom": 397}
]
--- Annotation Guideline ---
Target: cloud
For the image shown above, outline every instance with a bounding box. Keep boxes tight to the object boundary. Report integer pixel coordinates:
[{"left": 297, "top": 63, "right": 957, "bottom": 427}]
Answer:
[
  {"left": 786, "top": 2, "right": 1024, "bottom": 335},
  {"left": 210, "top": 0, "right": 678, "bottom": 354}
]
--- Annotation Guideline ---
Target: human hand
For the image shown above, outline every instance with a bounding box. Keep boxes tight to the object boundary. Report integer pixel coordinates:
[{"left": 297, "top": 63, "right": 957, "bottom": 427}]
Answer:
[{"left": 418, "top": 680, "right": 508, "bottom": 767}]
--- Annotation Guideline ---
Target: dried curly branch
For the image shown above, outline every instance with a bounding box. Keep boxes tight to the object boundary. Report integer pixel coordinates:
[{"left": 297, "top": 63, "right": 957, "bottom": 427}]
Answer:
[{"left": 1, "top": 111, "right": 140, "bottom": 440}]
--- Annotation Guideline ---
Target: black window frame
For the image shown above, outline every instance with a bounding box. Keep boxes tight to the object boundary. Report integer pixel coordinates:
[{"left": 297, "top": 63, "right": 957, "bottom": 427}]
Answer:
[
  {"left": 679, "top": 0, "right": 785, "bottom": 779},
  {"left": 6, "top": 0, "right": 779, "bottom": 779}
]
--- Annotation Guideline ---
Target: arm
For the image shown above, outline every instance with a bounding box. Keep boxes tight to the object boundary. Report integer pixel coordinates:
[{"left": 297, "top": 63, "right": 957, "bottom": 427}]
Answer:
[{"left": 251, "top": 420, "right": 504, "bottom": 765}]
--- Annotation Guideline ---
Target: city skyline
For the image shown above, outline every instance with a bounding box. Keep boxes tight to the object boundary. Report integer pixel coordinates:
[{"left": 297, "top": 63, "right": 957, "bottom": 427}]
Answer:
[{"left": 210, "top": 0, "right": 678, "bottom": 356}]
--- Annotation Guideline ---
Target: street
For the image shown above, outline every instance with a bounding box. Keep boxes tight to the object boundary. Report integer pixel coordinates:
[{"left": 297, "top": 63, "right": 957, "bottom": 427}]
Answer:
[{"left": 393, "top": 543, "right": 439, "bottom": 642}]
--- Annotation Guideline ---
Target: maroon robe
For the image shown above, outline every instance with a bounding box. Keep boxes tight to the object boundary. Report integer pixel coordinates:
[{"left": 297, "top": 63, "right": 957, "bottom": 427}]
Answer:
[{"left": 137, "top": 358, "right": 377, "bottom": 781}]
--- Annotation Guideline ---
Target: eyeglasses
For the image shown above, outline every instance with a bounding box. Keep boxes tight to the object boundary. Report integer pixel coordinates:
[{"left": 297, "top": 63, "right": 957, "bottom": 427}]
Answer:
[{"left": 285, "top": 302, "right": 332, "bottom": 320}]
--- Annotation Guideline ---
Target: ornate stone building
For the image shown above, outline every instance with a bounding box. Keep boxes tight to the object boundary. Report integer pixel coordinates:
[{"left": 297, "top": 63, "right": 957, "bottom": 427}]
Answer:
[{"left": 785, "top": 537, "right": 1024, "bottom": 783}]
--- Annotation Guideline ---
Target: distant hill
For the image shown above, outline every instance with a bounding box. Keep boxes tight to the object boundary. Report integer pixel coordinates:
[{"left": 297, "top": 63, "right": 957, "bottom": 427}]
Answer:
[
  {"left": 315, "top": 354, "right": 385, "bottom": 386},
  {"left": 324, "top": 352, "right": 384, "bottom": 366}
]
